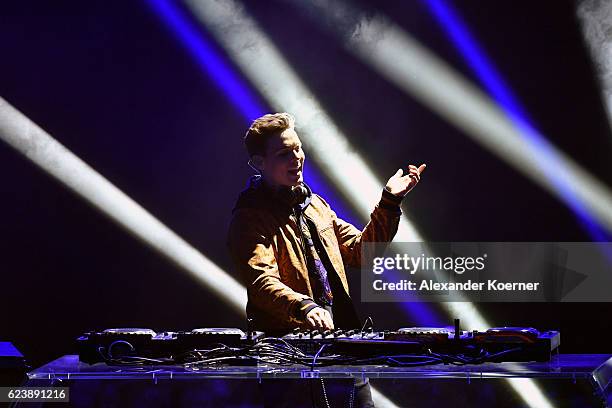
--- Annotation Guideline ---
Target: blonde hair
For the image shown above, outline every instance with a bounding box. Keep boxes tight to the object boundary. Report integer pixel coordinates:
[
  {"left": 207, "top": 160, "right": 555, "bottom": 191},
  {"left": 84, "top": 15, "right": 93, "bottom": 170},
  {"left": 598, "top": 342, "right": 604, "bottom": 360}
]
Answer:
[{"left": 244, "top": 112, "right": 295, "bottom": 157}]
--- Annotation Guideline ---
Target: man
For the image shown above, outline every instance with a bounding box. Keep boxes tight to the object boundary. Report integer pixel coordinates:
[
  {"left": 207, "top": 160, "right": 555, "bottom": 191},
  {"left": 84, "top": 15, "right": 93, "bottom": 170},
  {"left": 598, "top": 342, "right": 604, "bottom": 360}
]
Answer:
[{"left": 227, "top": 112, "right": 425, "bottom": 407}]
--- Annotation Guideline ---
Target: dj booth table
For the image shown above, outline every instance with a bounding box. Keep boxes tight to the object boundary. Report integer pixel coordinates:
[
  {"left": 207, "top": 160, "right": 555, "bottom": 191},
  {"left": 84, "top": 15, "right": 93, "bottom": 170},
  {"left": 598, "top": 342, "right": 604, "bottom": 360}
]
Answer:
[{"left": 22, "top": 353, "right": 612, "bottom": 407}]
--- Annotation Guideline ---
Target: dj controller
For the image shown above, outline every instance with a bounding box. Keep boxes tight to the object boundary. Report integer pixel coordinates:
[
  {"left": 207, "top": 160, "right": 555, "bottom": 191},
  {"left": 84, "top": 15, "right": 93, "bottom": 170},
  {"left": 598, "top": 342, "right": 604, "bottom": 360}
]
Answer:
[{"left": 77, "top": 321, "right": 560, "bottom": 366}]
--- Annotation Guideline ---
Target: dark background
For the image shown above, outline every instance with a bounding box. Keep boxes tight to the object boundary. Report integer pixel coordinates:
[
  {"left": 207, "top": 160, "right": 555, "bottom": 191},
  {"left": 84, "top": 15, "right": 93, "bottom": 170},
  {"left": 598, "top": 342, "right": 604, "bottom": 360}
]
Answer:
[{"left": 1, "top": 0, "right": 611, "bottom": 368}]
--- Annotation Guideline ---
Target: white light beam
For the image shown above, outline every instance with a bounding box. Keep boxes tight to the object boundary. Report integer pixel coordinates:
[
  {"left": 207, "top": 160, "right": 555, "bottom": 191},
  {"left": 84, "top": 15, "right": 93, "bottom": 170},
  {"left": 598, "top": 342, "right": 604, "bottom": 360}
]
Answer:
[{"left": 0, "top": 96, "right": 247, "bottom": 313}]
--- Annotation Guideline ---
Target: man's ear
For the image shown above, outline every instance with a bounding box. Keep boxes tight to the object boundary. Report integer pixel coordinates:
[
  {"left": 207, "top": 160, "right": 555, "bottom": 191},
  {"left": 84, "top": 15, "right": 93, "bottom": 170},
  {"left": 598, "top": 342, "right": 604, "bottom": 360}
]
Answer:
[{"left": 249, "top": 155, "right": 265, "bottom": 173}]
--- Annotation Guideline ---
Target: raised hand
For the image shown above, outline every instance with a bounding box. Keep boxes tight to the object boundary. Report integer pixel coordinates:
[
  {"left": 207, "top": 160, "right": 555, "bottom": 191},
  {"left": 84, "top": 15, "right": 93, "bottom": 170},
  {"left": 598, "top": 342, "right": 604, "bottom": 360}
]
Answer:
[{"left": 385, "top": 163, "right": 426, "bottom": 197}]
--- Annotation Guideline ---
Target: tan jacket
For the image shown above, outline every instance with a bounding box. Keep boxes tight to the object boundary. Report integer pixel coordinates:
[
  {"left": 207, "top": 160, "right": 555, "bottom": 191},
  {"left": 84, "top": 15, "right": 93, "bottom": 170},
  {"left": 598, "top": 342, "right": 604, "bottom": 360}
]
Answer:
[{"left": 227, "top": 177, "right": 402, "bottom": 332}]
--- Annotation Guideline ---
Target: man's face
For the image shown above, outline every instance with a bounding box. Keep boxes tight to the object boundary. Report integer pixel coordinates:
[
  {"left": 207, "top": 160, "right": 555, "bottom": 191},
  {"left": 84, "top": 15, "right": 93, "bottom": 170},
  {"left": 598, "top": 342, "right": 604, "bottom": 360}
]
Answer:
[{"left": 256, "top": 127, "right": 305, "bottom": 187}]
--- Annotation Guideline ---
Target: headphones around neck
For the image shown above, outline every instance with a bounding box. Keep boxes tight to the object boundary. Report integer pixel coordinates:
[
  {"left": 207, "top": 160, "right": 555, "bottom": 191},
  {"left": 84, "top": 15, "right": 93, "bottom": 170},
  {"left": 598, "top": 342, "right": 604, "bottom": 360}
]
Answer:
[{"left": 276, "top": 183, "right": 308, "bottom": 208}]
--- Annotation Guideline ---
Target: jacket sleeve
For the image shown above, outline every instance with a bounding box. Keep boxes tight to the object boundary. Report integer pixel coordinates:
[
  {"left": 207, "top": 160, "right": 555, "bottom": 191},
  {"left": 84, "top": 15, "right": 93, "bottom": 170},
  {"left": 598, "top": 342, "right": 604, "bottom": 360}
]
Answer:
[
  {"left": 319, "top": 189, "right": 403, "bottom": 268},
  {"left": 227, "top": 210, "right": 315, "bottom": 325}
]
